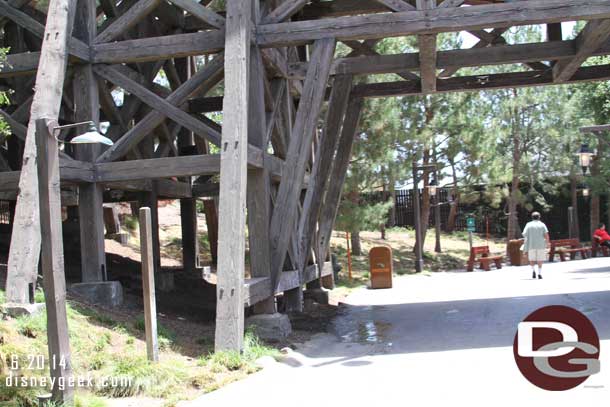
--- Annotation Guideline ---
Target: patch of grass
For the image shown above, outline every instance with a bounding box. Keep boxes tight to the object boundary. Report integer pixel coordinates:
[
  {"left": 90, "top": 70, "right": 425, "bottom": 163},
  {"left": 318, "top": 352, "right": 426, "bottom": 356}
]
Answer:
[
  {"left": 0, "top": 289, "right": 5, "bottom": 305},
  {"left": 0, "top": 379, "right": 39, "bottom": 407},
  {"left": 34, "top": 288, "right": 45, "bottom": 304},
  {"left": 15, "top": 310, "right": 47, "bottom": 339},
  {"left": 96, "top": 355, "right": 188, "bottom": 398},
  {"left": 198, "top": 331, "right": 278, "bottom": 373},
  {"left": 133, "top": 315, "right": 176, "bottom": 350},
  {"left": 75, "top": 394, "right": 109, "bottom": 407},
  {"left": 122, "top": 214, "right": 138, "bottom": 231}
]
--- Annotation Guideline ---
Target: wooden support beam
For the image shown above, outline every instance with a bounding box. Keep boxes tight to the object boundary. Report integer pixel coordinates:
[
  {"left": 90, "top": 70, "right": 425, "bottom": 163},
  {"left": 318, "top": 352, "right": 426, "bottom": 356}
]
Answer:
[
  {"left": 168, "top": 0, "right": 224, "bottom": 28},
  {"left": 317, "top": 98, "right": 363, "bottom": 266},
  {"left": 0, "top": 1, "right": 89, "bottom": 60},
  {"left": 6, "top": 0, "right": 77, "bottom": 304},
  {"left": 262, "top": 0, "right": 309, "bottom": 24},
  {"left": 0, "top": 51, "right": 39, "bottom": 78},
  {"left": 438, "top": 0, "right": 463, "bottom": 7},
  {"left": 94, "top": 0, "right": 161, "bottom": 43},
  {"left": 94, "top": 64, "right": 222, "bottom": 146},
  {"left": 417, "top": 0, "right": 437, "bottom": 92},
  {"left": 139, "top": 207, "right": 159, "bottom": 362},
  {"left": 297, "top": 75, "right": 352, "bottom": 274},
  {"left": 553, "top": 19, "right": 610, "bottom": 82},
  {"left": 287, "top": 38, "right": 610, "bottom": 79},
  {"left": 374, "top": 0, "right": 415, "bottom": 12},
  {"left": 269, "top": 38, "right": 335, "bottom": 291},
  {"left": 247, "top": 34, "right": 275, "bottom": 314},
  {"left": 35, "top": 118, "right": 74, "bottom": 404},
  {"left": 257, "top": 0, "right": 610, "bottom": 47},
  {"left": 215, "top": 0, "right": 251, "bottom": 352},
  {"left": 95, "top": 55, "right": 224, "bottom": 163},
  {"left": 353, "top": 63, "right": 610, "bottom": 98},
  {"left": 92, "top": 31, "right": 225, "bottom": 64}
]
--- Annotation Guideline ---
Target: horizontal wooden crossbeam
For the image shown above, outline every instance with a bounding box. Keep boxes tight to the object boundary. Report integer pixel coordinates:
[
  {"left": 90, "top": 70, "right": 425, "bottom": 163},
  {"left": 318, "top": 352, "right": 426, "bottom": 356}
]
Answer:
[
  {"left": 352, "top": 64, "right": 610, "bottom": 98},
  {"left": 257, "top": 0, "right": 610, "bottom": 47}
]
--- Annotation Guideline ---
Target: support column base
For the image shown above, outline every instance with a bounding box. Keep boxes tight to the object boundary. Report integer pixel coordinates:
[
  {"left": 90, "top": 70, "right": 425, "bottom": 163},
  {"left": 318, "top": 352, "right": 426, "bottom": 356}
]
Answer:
[
  {"left": 304, "top": 287, "right": 330, "bottom": 305},
  {"left": 69, "top": 281, "right": 123, "bottom": 308},
  {"left": 1, "top": 302, "right": 45, "bottom": 317},
  {"left": 245, "top": 313, "right": 292, "bottom": 341}
]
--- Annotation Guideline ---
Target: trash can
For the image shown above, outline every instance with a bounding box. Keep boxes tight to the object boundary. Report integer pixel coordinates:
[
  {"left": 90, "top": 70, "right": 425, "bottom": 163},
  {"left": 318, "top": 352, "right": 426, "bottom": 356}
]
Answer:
[
  {"left": 369, "top": 246, "right": 392, "bottom": 289},
  {"left": 508, "top": 239, "right": 528, "bottom": 266}
]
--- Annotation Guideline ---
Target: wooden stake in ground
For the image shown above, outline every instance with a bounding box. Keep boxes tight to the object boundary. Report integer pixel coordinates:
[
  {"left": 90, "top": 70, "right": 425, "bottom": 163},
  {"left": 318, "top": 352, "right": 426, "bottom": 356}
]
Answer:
[
  {"left": 139, "top": 207, "right": 159, "bottom": 362},
  {"left": 5, "top": 0, "right": 78, "bottom": 303},
  {"left": 36, "top": 119, "right": 73, "bottom": 404}
]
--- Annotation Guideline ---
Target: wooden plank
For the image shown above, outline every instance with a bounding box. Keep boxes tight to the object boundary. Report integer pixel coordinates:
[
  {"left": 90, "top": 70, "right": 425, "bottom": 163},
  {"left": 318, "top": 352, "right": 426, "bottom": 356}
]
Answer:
[
  {"left": 94, "top": 64, "right": 222, "bottom": 146},
  {"left": 269, "top": 38, "right": 335, "bottom": 287},
  {"left": 92, "top": 31, "right": 225, "bottom": 64},
  {"left": 287, "top": 38, "right": 610, "bottom": 79},
  {"left": 257, "top": 0, "right": 610, "bottom": 47},
  {"left": 553, "top": 19, "right": 610, "bottom": 82},
  {"left": 215, "top": 0, "right": 251, "bottom": 352},
  {"left": 94, "top": 0, "right": 161, "bottom": 43},
  {"left": 297, "top": 74, "right": 352, "bottom": 274},
  {"left": 374, "top": 0, "right": 415, "bottom": 12},
  {"left": 35, "top": 119, "right": 73, "bottom": 403},
  {"left": 0, "top": 51, "right": 39, "bottom": 78},
  {"left": 95, "top": 55, "right": 224, "bottom": 163},
  {"left": 139, "top": 207, "right": 159, "bottom": 362},
  {"left": 96, "top": 154, "right": 222, "bottom": 182},
  {"left": 188, "top": 96, "right": 224, "bottom": 113},
  {"left": 353, "top": 63, "right": 610, "bottom": 98},
  {"left": 417, "top": 0, "right": 437, "bottom": 93},
  {"left": 247, "top": 40, "right": 275, "bottom": 314},
  {"left": 168, "top": 0, "right": 225, "bottom": 28},
  {"left": 0, "top": 1, "right": 89, "bottom": 60},
  {"left": 262, "top": 0, "right": 309, "bottom": 24},
  {"left": 5, "top": 0, "right": 77, "bottom": 304},
  {"left": 317, "top": 98, "right": 363, "bottom": 265},
  {"left": 73, "top": 0, "right": 105, "bottom": 284},
  {"left": 438, "top": 0, "right": 463, "bottom": 8}
]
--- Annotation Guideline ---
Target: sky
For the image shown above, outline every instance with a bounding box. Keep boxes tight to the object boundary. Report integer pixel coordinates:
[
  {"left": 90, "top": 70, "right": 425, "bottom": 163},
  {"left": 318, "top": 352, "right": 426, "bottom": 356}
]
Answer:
[{"left": 459, "top": 22, "right": 578, "bottom": 48}]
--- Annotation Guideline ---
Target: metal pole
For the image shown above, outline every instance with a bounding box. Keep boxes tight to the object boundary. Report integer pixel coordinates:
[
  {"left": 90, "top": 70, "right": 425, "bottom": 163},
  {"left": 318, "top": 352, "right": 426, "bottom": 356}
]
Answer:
[
  {"left": 35, "top": 118, "right": 73, "bottom": 404},
  {"left": 413, "top": 161, "right": 423, "bottom": 273}
]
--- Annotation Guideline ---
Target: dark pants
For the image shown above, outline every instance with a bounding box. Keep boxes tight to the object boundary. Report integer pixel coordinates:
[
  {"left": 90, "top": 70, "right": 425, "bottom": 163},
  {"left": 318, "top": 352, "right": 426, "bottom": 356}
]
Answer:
[{"left": 601, "top": 240, "right": 610, "bottom": 248}]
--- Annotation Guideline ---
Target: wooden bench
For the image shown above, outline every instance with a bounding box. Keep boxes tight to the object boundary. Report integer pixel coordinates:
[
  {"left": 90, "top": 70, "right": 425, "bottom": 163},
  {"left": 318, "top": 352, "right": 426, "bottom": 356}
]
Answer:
[
  {"left": 467, "top": 246, "right": 503, "bottom": 272},
  {"left": 592, "top": 236, "right": 610, "bottom": 257},
  {"left": 548, "top": 239, "right": 590, "bottom": 262}
]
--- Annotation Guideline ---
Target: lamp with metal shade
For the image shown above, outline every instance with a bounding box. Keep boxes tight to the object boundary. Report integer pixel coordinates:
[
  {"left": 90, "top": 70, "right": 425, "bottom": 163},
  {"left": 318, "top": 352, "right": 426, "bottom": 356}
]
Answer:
[
  {"left": 428, "top": 177, "right": 438, "bottom": 197},
  {"left": 52, "top": 121, "right": 113, "bottom": 146},
  {"left": 578, "top": 182, "right": 590, "bottom": 198}
]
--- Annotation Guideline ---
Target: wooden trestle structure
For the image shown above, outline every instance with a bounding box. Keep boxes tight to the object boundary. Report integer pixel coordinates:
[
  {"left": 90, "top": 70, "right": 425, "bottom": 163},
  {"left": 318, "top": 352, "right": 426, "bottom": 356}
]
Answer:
[{"left": 1, "top": 0, "right": 610, "bottom": 350}]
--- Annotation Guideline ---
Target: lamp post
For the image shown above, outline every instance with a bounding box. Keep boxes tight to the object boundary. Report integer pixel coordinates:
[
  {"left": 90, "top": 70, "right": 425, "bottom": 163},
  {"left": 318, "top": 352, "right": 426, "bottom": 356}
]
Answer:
[
  {"left": 412, "top": 160, "right": 437, "bottom": 273},
  {"left": 430, "top": 173, "right": 442, "bottom": 253},
  {"left": 36, "top": 118, "right": 111, "bottom": 403}
]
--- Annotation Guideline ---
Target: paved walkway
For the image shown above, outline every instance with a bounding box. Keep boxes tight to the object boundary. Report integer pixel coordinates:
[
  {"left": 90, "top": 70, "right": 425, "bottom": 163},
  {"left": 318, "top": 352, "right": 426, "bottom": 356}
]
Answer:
[{"left": 184, "top": 258, "right": 610, "bottom": 406}]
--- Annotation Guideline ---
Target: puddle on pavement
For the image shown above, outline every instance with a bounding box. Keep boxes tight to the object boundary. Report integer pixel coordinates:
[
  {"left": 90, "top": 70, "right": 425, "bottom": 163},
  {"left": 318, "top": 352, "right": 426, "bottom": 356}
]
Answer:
[{"left": 337, "top": 320, "right": 392, "bottom": 344}]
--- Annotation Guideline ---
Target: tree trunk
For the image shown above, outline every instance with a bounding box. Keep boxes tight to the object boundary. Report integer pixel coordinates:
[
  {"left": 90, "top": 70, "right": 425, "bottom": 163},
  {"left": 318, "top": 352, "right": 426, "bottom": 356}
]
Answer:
[
  {"left": 446, "top": 157, "right": 460, "bottom": 232},
  {"left": 380, "top": 183, "right": 387, "bottom": 240},
  {"left": 351, "top": 230, "right": 362, "bottom": 256},
  {"left": 389, "top": 173, "right": 397, "bottom": 228}
]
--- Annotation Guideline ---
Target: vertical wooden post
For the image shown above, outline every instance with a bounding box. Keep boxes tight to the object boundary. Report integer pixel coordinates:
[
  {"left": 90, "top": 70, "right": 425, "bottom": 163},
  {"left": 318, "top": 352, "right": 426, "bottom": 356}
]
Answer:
[
  {"left": 6, "top": 0, "right": 77, "bottom": 303},
  {"left": 74, "top": 0, "right": 105, "bottom": 283},
  {"left": 139, "top": 207, "right": 159, "bottom": 362},
  {"left": 215, "top": 0, "right": 251, "bottom": 352},
  {"left": 35, "top": 118, "right": 73, "bottom": 404}
]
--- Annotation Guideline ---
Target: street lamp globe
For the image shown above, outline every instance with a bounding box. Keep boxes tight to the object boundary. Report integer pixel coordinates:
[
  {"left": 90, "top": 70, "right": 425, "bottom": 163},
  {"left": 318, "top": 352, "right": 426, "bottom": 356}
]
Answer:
[{"left": 577, "top": 144, "right": 594, "bottom": 175}]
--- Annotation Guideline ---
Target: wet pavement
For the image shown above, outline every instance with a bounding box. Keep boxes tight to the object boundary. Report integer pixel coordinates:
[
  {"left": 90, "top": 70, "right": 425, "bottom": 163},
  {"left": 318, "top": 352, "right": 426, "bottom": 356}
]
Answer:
[{"left": 183, "top": 257, "right": 610, "bottom": 407}]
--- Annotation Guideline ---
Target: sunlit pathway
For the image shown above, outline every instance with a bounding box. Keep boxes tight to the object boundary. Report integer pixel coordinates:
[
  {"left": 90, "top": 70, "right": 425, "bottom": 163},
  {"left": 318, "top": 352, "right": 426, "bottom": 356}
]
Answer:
[{"left": 182, "top": 258, "right": 610, "bottom": 407}]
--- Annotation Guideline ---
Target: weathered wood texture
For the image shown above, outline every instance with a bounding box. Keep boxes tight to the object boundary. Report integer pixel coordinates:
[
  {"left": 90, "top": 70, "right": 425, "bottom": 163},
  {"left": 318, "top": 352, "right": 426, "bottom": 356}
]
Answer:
[
  {"left": 269, "top": 38, "right": 336, "bottom": 286},
  {"left": 139, "top": 207, "right": 159, "bottom": 362},
  {"left": 317, "top": 98, "right": 364, "bottom": 265},
  {"left": 36, "top": 119, "right": 73, "bottom": 404},
  {"left": 215, "top": 0, "right": 251, "bottom": 352},
  {"left": 257, "top": 0, "right": 610, "bottom": 46},
  {"left": 5, "top": 0, "right": 77, "bottom": 303}
]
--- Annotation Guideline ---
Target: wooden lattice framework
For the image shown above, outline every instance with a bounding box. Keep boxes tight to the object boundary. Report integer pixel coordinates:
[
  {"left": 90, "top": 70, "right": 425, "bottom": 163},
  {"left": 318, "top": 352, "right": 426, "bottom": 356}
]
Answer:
[{"left": 1, "top": 0, "right": 610, "bottom": 350}]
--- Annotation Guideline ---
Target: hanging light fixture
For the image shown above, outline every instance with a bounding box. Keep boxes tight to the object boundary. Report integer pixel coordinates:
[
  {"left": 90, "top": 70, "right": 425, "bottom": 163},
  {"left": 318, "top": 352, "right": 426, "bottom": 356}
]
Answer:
[
  {"left": 577, "top": 144, "right": 594, "bottom": 175},
  {"left": 428, "top": 176, "right": 438, "bottom": 197},
  {"left": 52, "top": 121, "right": 114, "bottom": 146}
]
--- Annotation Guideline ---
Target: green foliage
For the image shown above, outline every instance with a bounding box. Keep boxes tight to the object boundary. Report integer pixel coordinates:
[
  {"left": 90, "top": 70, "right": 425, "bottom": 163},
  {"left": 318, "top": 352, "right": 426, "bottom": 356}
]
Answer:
[
  {"left": 0, "top": 289, "right": 5, "bottom": 305},
  {"left": 133, "top": 315, "right": 175, "bottom": 350},
  {"left": 336, "top": 199, "right": 393, "bottom": 233},
  {"left": 16, "top": 311, "right": 47, "bottom": 339}
]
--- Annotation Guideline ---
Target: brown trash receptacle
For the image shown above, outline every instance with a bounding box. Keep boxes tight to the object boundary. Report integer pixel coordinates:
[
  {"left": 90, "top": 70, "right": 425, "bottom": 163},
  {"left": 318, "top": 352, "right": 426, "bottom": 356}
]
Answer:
[
  {"left": 369, "top": 246, "right": 392, "bottom": 289},
  {"left": 508, "top": 239, "right": 528, "bottom": 266}
]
